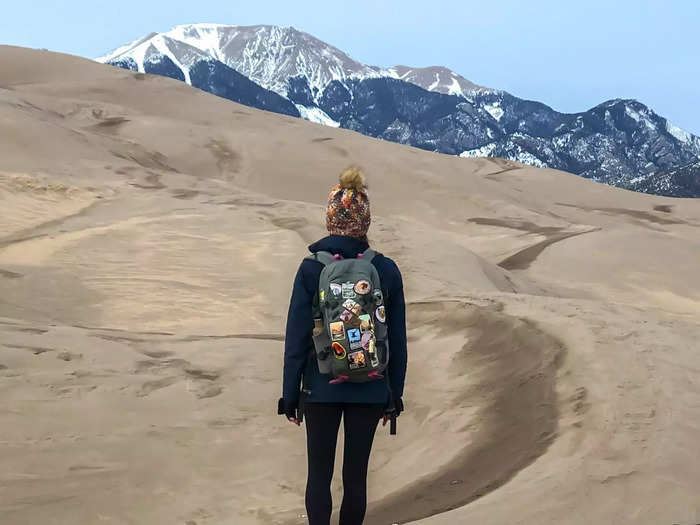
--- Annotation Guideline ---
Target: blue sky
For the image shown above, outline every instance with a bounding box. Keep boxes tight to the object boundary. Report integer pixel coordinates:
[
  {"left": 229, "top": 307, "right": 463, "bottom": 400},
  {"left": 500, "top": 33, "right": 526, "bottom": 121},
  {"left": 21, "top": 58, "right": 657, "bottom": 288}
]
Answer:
[{"left": 3, "top": 0, "right": 699, "bottom": 134}]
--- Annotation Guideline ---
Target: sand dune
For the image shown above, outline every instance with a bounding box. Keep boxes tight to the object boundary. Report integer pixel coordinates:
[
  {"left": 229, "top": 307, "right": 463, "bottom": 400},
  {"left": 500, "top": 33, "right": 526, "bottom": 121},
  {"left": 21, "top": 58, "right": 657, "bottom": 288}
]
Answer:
[{"left": 1, "top": 46, "right": 699, "bottom": 525}]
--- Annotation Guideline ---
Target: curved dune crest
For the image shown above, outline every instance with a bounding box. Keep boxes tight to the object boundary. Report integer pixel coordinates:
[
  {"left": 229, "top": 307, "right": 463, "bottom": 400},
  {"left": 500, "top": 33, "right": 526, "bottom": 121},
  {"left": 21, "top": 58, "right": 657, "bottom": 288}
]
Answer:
[
  {"left": 365, "top": 301, "right": 563, "bottom": 524},
  {"left": 0, "top": 172, "right": 99, "bottom": 240}
]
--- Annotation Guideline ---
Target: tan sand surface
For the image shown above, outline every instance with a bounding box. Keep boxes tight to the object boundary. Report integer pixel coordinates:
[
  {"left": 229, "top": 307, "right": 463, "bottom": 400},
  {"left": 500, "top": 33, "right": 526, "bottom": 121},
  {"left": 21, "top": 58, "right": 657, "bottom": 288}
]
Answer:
[{"left": 1, "top": 46, "right": 699, "bottom": 525}]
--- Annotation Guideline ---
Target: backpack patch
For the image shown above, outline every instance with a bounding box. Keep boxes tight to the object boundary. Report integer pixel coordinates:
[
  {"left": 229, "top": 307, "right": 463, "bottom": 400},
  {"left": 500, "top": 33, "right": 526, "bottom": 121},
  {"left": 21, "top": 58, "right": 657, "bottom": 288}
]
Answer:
[
  {"left": 375, "top": 305, "right": 386, "bottom": 323},
  {"left": 348, "top": 350, "right": 366, "bottom": 369},
  {"left": 354, "top": 280, "right": 371, "bottom": 295},
  {"left": 329, "top": 321, "right": 345, "bottom": 341},
  {"left": 347, "top": 328, "right": 362, "bottom": 349},
  {"left": 341, "top": 282, "right": 356, "bottom": 299},
  {"left": 359, "top": 314, "right": 371, "bottom": 332},
  {"left": 332, "top": 342, "right": 347, "bottom": 359}
]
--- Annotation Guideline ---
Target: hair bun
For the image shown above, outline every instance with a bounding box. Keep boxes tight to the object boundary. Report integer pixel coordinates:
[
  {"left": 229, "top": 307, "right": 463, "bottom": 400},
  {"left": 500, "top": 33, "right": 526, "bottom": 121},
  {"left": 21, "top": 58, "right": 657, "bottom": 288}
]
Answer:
[{"left": 339, "top": 166, "right": 366, "bottom": 191}]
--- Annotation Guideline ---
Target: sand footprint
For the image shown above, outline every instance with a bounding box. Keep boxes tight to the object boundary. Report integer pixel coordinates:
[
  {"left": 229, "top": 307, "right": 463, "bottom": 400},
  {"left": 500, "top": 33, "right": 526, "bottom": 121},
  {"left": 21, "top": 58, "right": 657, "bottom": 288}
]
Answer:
[
  {"left": 184, "top": 367, "right": 223, "bottom": 399},
  {"left": 137, "top": 376, "right": 180, "bottom": 397}
]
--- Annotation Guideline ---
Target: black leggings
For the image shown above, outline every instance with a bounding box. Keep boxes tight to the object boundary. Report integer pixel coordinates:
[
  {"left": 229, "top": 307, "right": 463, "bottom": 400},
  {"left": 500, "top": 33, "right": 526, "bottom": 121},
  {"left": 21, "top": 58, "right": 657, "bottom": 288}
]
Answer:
[{"left": 303, "top": 403, "right": 385, "bottom": 525}]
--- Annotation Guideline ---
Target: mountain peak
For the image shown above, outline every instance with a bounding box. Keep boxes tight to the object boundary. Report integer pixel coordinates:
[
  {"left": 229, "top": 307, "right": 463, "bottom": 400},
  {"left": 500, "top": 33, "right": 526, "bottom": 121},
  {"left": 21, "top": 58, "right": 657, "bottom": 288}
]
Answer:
[
  {"left": 96, "top": 23, "right": 490, "bottom": 99},
  {"left": 98, "top": 23, "right": 382, "bottom": 96},
  {"left": 385, "top": 64, "right": 486, "bottom": 96}
]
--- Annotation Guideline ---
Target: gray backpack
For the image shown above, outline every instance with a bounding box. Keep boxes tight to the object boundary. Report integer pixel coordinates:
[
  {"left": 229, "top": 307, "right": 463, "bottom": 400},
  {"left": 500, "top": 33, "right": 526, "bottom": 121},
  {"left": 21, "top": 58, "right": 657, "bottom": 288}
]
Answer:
[{"left": 308, "top": 249, "right": 389, "bottom": 384}]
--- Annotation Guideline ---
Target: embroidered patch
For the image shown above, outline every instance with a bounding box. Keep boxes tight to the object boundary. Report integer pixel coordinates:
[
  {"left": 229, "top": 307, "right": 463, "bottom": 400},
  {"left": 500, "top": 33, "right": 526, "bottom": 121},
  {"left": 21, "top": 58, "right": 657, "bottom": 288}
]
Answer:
[
  {"left": 359, "top": 314, "right": 372, "bottom": 333},
  {"left": 342, "top": 299, "right": 362, "bottom": 317},
  {"left": 330, "top": 283, "right": 342, "bottom": 297},
  {"left": 319, "top": 289, "right": 325, "bottom": 303},
  {"left": 345, "top": 315, "right": 361, "bottom": 329},
  {"left": 340, "top": 309, "right": 353, "bottom": 322},
  {"left": 348, "top": 350, "right": 366, "bottom": 369},
  {"left": 367, "top": 338, "right": 376, "bottom": 354},
  {"left": 360, "top": 332, "right": 372, "bottom": 349},
  {"left": 332, "top": 341, "right": 347, "bottom": 359},
  {"left": 342, "top": 282, "right": 356, "bottom": 299},
  {"left": 375, "top": 306, "right": 386, "bottom": 323},
  {"left": 367, "top": 339, "right": 379, "bottom": 366},
  {"left": 347, "top": 328, "right": 362, "bottom": 349},
  {"left": 354, "top": 280, "right": 371, "bottom": 295},
  {"left": 329, "top": 321, "right": 345, "bottom": 341},
  {"left": 373, "top": 289, "right": 383, "bottom": 306},
  {"left": 313, "top": 318, "right": 324, "bottom": 336}
]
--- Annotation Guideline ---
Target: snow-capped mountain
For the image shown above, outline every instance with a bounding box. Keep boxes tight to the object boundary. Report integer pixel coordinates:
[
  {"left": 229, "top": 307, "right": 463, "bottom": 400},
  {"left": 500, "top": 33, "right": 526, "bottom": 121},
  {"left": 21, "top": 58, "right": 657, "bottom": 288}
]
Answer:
[
  {"left": 101, "top": 25, "right": 378, "bottom": 97},
  {"left": 97, "top": 24, "right": 486, "bottom": 103},
  {"left": 105, "top": 39, "right": 300, "bottom": 119},
  {"left": 98, "top": 23, "right": 700, "bottom": 197},
  {"left": 286, "top": 78, "right": 700, "bottom": 190},
  {"left": 102, "top": 32, "right": 211, "bottom": 85},
  {"left": 457, "top": 96, "right": 700, "bottom": 184}
]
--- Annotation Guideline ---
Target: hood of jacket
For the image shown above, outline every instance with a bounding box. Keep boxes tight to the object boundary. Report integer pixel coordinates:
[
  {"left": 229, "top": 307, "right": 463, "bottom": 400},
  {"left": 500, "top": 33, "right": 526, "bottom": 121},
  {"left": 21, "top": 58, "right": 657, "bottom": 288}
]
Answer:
[{"left": 307, "top": 235, "right": 370, "bottom": 259}]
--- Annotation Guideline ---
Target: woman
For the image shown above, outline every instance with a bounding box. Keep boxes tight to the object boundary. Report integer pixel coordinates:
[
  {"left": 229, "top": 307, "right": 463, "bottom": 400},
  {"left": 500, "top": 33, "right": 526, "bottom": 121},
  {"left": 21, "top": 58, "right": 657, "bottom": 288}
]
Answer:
[{"left": 278, "top": 166, "right": 407, "bottom": 525}]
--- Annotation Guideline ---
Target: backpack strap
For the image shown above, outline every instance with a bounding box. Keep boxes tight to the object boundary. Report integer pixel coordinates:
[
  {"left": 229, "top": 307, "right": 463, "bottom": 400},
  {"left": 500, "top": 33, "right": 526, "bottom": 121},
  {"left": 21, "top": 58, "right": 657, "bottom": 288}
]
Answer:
[
  {"left": 306, "top": 248, "right": 380, "bottom": 265},
  {"left": 305, "top": 250, "right": 336, "bottom": 267},
  {"left": 360, "top": 248, "right": 378, "bottom": 262}
]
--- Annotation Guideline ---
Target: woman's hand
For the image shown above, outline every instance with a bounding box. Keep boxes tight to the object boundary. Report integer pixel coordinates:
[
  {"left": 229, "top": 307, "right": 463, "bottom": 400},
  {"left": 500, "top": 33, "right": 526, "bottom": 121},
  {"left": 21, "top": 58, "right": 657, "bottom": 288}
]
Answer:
[
  {"left": 382, "top": 396, "right": 404, "bottom": 426},
  {"left": 279, "top": 398, "right": 302, "bottom": 426}
]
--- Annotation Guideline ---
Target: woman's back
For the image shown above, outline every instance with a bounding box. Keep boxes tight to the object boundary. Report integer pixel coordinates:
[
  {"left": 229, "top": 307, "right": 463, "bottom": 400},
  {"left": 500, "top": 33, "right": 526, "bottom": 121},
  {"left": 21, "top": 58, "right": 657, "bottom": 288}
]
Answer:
[
  {"left": 283, "top": 234, "right": 407, "bottom": 406},
  {"left": 278, "top": 166, "right": 407, "bottom": 525}
]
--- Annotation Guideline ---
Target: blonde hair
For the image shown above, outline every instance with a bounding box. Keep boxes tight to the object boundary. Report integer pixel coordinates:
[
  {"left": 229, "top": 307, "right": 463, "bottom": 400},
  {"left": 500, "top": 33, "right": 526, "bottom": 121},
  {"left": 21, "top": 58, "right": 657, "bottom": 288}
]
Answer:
[{"left": 338, "top": 165, "right": 367, "bottom": 191}]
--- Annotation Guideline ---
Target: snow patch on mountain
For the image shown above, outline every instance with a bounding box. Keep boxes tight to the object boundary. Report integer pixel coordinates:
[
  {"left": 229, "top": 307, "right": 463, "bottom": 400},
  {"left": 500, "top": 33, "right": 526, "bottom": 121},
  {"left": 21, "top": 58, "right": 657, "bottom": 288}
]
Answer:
[
  {"left": 460, "top": 143, "right": 497, "bottom": 158},
  {"left": 625, "top": 105, "right": 655, "bottom": 131},
  {"left": 384, "top": 65, "right": 486, "bottom": 97},
  {"left": 625, "top": 105, "right": 642, "bottom": 122},
  {"left": 428, "top": 73, "right": 441, "bottom": 91},
  {"left": 512, "top": 150, "right": 547, "bottom": 168},
  {"left": 151, "top": 35, "right": 192, "bottom": 83},
  {"left": 666, "top": 121, "right": 692, "bottom": 144},
  {"left": 447, "top": 76, "right": 465, "bottom": 97},
  {"left": 461, "top": 142, "right": 547, "bottom": 168},
  {"left": 166, "top": 23, "right": 230, "bottom": 62},
  {"left": 294, "top": 104, "right": 340, "bottom": 127},
  {"left": 484, "top": 101, "right": 504, "bottom": 121}
]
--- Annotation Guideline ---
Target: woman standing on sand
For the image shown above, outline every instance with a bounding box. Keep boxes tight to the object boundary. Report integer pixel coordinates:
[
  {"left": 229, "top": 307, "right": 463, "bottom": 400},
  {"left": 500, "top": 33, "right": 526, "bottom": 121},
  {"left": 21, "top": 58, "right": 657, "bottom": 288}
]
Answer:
[{"left": 278, "top": 166, "right": 407, "bottom": 525}]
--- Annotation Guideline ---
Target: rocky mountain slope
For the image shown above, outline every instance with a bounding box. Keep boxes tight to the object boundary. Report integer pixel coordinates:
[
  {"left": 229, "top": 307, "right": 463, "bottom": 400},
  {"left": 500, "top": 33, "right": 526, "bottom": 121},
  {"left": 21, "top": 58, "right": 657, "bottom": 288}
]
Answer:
[{"left": 627, "top": 160, "right": 700, "bottom": 197}]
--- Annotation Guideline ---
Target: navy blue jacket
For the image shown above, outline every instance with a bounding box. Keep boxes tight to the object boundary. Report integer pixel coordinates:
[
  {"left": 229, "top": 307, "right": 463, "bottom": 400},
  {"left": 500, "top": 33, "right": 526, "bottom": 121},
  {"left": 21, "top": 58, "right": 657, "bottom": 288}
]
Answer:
[{"left": 282, "top": 235, "right": 407, "bottom": 405}]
